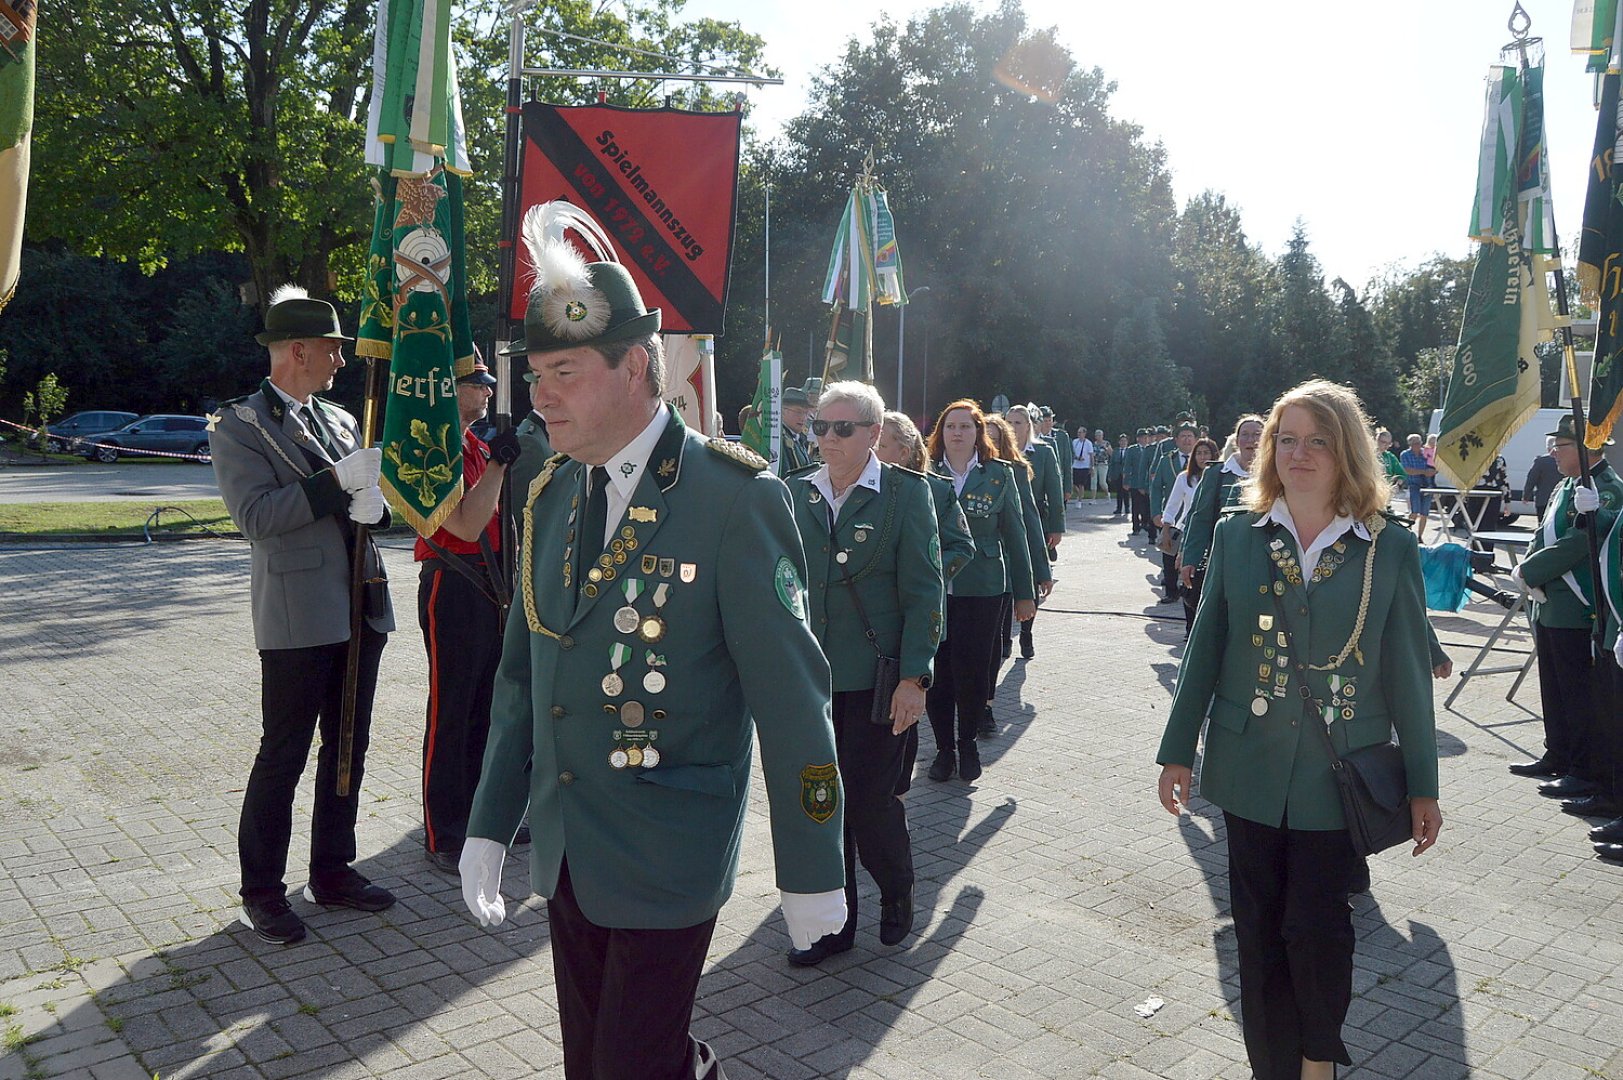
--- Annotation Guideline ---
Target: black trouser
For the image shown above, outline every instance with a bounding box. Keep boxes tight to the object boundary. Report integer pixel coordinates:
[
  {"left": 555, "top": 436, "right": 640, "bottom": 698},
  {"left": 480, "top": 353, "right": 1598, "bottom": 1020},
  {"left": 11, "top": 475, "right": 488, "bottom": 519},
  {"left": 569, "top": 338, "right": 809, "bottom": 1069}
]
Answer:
[
  {"left": 829, "top": 688, "right": 914, "bottom": 940},
  {"left": 1225, "top": 812, "right": 1360, "bottom": 1077},
  {"left": 240, "top": 628, "right": 386, "bottom": 902},
  {"left": 1113, "top": 478, "right": 1129, "bottom": 514},
  {"left": 1598, "top": 654, "right": 1623, "bottom": 800},
  {"left": 927, "top": 594, "right": 1003, "bottom": 750},
  {"left": 1131, "top": 488, "right": 1151, "bottom": 534},
  {"left": 549, "top": 860, "right": 722, "bottom": 1080},
  {"left": 1534, "top": 622, "right": 1600, "bottom": 778},
  {"left": 988, "top": 592, "right": 1013, "bottom": 691},
  {"left": 1183, "top": 567, "right": 1204, "bottom": 636},
  {"left": 1160, "top": 547, "right": 1178, "bottom": 598},
  {"left": 417, "top": 558, "right": 503, "bottom": 855}
]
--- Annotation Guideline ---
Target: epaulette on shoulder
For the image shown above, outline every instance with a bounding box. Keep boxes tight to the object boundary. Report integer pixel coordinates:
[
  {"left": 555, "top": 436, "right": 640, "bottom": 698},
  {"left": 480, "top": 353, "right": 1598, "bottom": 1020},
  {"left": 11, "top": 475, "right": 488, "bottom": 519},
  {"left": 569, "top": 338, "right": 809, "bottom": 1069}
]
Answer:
[
  {"left": 1379, "top": 509, "right": 1411, "bottom": 527},
  {"left": 545, "top": 451, "right": 569, "bottom": 468},
  {"left": 216, "top": 394, "right": 249, "bottom": 409},
  {"left": 785, "top": 461, "right": 821, "bottom": 478},
  {"left": 889, "top": 463, "right": 928, "bottom": 481},
  {"left": 708, "top": 437, "right": 768, "bottom": 472},
  {"left": 1219, "top": 504, "right": 1252, "bottom": 515}
]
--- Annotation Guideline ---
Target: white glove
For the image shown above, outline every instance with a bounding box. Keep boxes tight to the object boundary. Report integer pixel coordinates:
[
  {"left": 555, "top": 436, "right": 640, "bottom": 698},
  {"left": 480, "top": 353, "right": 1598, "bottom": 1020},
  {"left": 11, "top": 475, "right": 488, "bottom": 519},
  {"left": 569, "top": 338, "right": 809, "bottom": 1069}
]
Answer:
[
  {"left": 333, "top": 446, "right": 383, "bottom": 492},
  {"left": 460, "top": 838, "right": 508, "bottom": 928},
  {"left": 1510, "top": 566, "right": 1547, "bottom": 604},
  {"left": 1615, "top": 633, "right": 1623, "bottom": 669},
  {"left": 347, "top": 484, "right": 386, "bottom": 524},
  {"left": 780, "top": 888, "right": 847, "bottom": 951},
  {"left": 1574, "top": 484, "right": 1601, "bottom": 514}
]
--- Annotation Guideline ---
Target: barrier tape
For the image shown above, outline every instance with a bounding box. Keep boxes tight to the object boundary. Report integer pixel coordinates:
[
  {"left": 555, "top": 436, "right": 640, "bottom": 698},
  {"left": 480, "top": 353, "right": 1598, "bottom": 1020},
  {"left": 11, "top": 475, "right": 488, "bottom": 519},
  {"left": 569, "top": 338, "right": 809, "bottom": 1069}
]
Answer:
[{"left": 0, "top": 415, "right": 214, "bottom": 462}]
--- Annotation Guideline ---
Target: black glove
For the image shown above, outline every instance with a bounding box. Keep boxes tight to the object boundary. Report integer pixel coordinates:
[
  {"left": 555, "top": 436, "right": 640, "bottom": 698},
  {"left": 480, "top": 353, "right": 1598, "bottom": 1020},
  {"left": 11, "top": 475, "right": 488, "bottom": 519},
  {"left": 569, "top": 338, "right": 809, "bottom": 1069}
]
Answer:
[{"left": 487, "top": 428, "right": 522, "bottom": 466}]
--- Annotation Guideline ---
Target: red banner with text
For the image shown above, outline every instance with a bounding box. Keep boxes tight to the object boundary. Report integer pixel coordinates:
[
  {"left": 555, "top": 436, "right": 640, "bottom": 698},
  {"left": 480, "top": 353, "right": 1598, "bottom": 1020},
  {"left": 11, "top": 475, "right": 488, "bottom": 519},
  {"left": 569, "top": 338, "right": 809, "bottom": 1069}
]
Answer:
[{"left": 510, "top": 103, "right": 742, "bottom": 335}]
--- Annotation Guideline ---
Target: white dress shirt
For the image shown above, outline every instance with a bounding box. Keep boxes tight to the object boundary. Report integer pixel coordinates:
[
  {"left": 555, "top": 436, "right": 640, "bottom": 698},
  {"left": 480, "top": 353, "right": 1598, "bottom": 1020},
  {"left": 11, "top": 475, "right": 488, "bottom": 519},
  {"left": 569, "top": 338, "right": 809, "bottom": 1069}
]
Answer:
[
  {"left": 591, "top": 403, "right": 669, "bottom": 549},
  {"left": 1253, "top": 499, "right": 1371, "bottom": 581},
  {"left": 811, "top": 450, "right": 882, "bottom": 522}
]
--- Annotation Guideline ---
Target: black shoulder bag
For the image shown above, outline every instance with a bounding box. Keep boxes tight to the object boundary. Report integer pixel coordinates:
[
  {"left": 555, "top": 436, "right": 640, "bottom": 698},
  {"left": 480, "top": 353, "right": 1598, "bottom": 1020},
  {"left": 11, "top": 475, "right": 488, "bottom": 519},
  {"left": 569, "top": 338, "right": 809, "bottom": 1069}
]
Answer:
[{"left": 1267, "top": 531, "right": 1412, "bottom": 857}]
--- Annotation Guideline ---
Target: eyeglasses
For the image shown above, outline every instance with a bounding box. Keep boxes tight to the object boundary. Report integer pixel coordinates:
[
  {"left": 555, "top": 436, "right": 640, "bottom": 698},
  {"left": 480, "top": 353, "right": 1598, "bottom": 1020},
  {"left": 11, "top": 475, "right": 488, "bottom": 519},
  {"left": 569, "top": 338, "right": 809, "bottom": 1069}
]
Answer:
[
  {"left": 1274, "top": 434, "right": 1332, "bottom": 455},
  {"left": 811, "top": 419, "right": 876, "bottom": 438}
]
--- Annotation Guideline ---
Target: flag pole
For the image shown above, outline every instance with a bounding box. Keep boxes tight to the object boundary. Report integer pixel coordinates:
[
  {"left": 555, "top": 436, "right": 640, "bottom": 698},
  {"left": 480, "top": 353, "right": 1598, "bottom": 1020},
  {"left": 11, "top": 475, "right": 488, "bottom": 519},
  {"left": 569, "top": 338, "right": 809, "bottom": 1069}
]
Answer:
[
  {"left": 1506, "top": 4, "right": 1607, "bottom": 662},
  {"left": 337, "top": 354, "right": 384, "bottom": 797},
  {"left": 495, "top": 1, "right": 529, "bottom": 590}
]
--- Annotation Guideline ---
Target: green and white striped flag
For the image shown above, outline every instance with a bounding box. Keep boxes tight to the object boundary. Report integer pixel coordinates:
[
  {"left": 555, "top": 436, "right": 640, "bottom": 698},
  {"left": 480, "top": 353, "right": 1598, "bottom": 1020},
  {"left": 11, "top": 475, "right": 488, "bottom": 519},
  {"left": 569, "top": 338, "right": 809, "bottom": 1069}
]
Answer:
[
  {"left": 1469, "top": 59, "right": 1555, "bottom": 254},
  {"left": 357, "top": 0, "right": 473, "bottom": 537},
  {"left": 1573, "top": 0, "right": 1623, "bottom": 72}
]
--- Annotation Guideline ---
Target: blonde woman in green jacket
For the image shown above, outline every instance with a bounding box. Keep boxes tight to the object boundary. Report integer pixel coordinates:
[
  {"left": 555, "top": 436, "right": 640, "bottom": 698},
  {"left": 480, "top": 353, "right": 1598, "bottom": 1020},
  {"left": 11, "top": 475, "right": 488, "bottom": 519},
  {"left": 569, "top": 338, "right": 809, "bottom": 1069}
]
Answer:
[
  {"left": 925, "top": 400, "right": 1035, "bottom": 783},
  {"left": 1156, "top": 380, "right": 1443, "bottom": 1080}
]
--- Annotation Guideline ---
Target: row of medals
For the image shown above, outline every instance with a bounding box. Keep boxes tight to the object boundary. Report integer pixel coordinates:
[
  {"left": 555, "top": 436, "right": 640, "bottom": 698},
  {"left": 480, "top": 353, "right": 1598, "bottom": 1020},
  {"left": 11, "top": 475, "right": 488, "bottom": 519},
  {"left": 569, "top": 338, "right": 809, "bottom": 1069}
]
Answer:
[
  {"left": 601, "top": 544, "right": 685, "bottom": 773},
  {"left": 1251, "top": 612, "right": 1290, "bottom": 717}
]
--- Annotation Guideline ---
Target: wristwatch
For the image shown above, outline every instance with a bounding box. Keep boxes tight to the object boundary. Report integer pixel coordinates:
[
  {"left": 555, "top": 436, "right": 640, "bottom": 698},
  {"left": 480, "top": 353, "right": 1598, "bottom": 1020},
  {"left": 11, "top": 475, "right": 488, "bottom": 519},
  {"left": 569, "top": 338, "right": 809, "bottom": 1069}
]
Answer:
[{"left": 908, "top": 673, "right": 932, "bottom": 690}]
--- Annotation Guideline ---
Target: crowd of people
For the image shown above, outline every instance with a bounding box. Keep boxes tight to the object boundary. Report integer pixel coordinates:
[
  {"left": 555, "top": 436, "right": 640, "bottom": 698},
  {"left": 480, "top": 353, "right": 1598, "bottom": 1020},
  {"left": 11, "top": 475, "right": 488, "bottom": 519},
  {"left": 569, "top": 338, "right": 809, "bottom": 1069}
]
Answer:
[{"left": 210, "top": 233, "right": 1623, "bottom": 1078}]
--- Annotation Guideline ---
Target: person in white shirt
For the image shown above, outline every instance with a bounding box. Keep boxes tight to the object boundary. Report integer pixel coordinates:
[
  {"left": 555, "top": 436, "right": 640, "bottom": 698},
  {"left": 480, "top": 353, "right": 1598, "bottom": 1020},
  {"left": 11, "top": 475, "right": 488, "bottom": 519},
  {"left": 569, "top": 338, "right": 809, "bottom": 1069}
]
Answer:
[{"left": 1161, "top": 438, "right": 1217, "bottom": 637}]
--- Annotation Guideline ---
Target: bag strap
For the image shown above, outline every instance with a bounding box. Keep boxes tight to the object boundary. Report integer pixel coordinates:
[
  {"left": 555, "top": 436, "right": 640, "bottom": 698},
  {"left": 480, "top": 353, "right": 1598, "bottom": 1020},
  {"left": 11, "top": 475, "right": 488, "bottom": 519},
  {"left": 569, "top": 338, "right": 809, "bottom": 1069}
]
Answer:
[
  {"left": 831, "top": 507, "right": 886, "bottom": 658},
  {"left": 420, "top": 531, "right": 504, "bottom": 611}
]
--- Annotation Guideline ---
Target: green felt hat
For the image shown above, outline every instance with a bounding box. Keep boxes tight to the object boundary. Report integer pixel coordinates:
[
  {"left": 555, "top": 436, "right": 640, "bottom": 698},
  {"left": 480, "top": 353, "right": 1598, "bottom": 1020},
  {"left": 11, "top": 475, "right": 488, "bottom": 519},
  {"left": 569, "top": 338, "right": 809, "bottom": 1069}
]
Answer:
[
  {"left": 783, "top": 384, "right": 811, "bottom": 407},
  {"left": 256, "top": 287, "right": 353, "bottom": 346},
  {"left": 500, "top": 202, "right": 660, "bottom": 357},
  {"left": 1547, "top": 414, "right": 1614, "bottom": 446}
]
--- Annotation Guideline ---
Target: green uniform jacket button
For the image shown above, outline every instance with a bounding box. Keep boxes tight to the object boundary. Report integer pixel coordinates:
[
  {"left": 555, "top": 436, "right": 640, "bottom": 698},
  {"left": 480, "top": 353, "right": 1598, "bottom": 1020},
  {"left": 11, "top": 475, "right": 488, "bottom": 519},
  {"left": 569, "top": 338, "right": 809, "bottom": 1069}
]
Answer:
[
  {"left": 560, "top": 771, "right": 575, "bottom": 785},
  {"left": 550, "top": 706, "right": 565, "bottom": 718},
  {"left": 559, "top": 635, "right": 575, "bottom": 649}
]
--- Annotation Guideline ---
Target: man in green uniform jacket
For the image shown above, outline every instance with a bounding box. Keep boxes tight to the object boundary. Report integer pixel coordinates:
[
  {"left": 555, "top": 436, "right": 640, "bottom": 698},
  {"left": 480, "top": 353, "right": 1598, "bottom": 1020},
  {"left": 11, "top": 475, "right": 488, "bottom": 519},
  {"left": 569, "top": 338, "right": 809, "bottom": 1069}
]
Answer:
[
  {"left": 1150, "top": 421, "right": 1199, "bottom": 602},
  {"left": 778, "top": 382, "right": 814, "bottom": 477},
  {"left": 1125, "top": 428, "right": 1155, "bottom": 538},
  {"left": 460, "top": 206, "right": 845, "bottom": 1080},
  {"left": 1509, "top": 417, "right": 1623, "bottom": 816},
  {"left": 1589, "top": 500, "right": 1623, "bottom": 858}
]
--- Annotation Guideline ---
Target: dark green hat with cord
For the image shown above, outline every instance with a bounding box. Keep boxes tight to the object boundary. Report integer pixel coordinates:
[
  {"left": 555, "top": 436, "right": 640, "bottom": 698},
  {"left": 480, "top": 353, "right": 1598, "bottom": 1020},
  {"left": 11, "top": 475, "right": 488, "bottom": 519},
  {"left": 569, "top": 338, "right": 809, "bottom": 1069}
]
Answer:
[
  {"left": 256, "top": 285, "right": 353, "bottom": 346},
  {"left": 499, "top": 202, "right": 661, "bottom": 357},
  {"left": 783, "top": 384, "right": 811, "bottom": 407},
  {"left": 1548, "top": 414, "right": 1615, "bottom": 446}
]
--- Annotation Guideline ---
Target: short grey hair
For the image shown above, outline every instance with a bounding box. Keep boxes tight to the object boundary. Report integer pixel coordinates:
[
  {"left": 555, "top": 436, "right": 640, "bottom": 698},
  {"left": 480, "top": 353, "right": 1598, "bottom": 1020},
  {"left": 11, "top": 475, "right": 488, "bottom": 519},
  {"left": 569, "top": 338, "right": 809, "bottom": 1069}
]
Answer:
[
  {"left": 818, "top": 380, "right": 885, "bottom": 425},
  {"left": 598, "top": 333, "right": 666, "bottom": 398}
]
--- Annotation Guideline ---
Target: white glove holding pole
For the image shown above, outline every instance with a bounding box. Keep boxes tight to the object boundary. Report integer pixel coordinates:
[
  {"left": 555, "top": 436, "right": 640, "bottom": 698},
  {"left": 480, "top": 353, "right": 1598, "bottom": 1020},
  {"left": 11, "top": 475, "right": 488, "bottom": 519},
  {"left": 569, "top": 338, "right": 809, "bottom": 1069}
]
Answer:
[
  {"left": 1615, "top": 632, "right": 1623, "bottom": 669},
  {"left": 347, "top": 484, "right": 386, "bottom": 524},
  {"left": 333, "top": 446, "right": 383, "bottom": 492},
  {"left": 1574, "top": 484, "right": 1601, "bottom": 514},
  {"left": 459, "top": 838, "right": 508, "bottom": 928},
  {"left": 780, "top": 889, "right": 847, "bottom": 950},
  {"left": 1510, "top": 566, "right": 1547, "bottom": 604}
]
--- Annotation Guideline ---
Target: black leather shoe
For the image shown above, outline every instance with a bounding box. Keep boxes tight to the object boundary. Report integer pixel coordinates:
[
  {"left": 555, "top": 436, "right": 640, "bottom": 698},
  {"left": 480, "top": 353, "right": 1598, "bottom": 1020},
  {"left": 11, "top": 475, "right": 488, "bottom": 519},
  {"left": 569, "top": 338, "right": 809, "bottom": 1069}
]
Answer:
[
  {"left": 958, "top": 740, "right": 983, "bottom": 783},
  {"left": 879, "top": 890, "right": 915, "bottom": 946},
  {"left": 303, "top": 871, "right": 396, "bottom": 912},
  {"left": 1508, "top": 758, "right": 1564, "bottom": 778},
  {"left": 512, "top": 825, "right": 531, "bottom": 846},
  {"left": 1562, "top": 794, "right": 1623, "bottom": 818},
  {"left": 927, "top": 750, "right": 956, "bottom": 782},
  {"left": 1539, "top": 775, "right": 1600, "bottom": 798},
  {"left": 787, "top": 932, "right": 854, "bottom": 967},
  {"left": 1019, "top": 634, "right": 1035, "bottom": 660},
  {"left": 977, "top": 706, "right": 996, "bottom": 738},
  {"left": 1594, "top": 841, "right": 1623, "bottom": 864},
  {"left": 1589, "top": 816, "right": 1623, "bottom": 843},
  {"left": 425, "top": 849, "right": 461, "bottom": 876},
  {"left": 239, "top": 896, "right": 307, "bottom": 945}
]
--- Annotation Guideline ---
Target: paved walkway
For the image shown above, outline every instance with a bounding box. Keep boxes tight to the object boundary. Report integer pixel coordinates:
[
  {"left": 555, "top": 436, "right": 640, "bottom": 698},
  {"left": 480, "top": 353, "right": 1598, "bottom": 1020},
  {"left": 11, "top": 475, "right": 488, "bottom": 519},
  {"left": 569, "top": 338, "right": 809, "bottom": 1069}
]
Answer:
[{"left": 1, "top": 501, "right": 1619, "bottom": 1079}]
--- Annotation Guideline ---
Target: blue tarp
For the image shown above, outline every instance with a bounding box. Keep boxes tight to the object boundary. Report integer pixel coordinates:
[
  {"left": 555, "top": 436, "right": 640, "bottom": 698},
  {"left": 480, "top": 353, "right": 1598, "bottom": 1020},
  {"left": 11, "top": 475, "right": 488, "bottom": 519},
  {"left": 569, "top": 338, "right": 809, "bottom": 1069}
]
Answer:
[{"left": 1420, "top": 542, "right": 1473, "bottom": 612}]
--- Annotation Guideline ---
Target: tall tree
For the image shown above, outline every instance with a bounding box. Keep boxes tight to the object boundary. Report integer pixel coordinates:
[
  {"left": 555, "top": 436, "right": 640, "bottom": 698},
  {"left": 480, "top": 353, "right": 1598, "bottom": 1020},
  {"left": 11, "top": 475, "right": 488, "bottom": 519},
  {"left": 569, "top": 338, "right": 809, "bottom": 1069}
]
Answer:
[{"left": 1168, "top": 191, "right": 1268, "bottom": 430}]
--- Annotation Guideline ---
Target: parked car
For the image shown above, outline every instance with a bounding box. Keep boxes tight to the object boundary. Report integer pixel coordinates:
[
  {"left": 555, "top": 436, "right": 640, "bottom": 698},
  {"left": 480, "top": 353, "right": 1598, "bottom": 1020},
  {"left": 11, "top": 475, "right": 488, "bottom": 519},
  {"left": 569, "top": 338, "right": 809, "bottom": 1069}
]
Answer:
[
  {"left": 82, "top": 414, "right": 212, "bottom": 464},
  {"left": 29, "top": 410, "right": 138, "bottom": 453}
]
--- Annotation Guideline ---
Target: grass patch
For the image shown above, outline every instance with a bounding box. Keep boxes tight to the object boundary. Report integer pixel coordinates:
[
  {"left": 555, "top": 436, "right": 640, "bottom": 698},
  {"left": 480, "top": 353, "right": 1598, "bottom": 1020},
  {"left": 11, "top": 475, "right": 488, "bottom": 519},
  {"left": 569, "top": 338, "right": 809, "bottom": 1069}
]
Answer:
[
  {"left": 297, "top": 1003, "right": 320, "bottom": 1016},
  {"left": 0, "top": 500, "right": 235, "bottom": 538},
  {"left": 2, "top": 1020, "right": 38, "bottom": 1051},
  {"left": 0, "top": 1003, "right": 14, "bottom": 1018}
]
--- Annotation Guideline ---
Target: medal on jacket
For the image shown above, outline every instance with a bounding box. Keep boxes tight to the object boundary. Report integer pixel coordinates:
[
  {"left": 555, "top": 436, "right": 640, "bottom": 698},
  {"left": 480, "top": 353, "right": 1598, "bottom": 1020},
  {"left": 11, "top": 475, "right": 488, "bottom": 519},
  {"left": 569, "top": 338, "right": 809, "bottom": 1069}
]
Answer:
[
  {"left": 609, "top": 727, "right": 659, "bottom": 770},
  {"left": 603, "top": 643, "right": 631, "bottom": 697},
  {"left": 643, "top": 650, "right": 667, "bottom": 694},
  {"left": 638, "top": 583, "right": 671, "bottom": 643},
  {"left": 614, "top": 579, "right": 645, "bottom": 635}
]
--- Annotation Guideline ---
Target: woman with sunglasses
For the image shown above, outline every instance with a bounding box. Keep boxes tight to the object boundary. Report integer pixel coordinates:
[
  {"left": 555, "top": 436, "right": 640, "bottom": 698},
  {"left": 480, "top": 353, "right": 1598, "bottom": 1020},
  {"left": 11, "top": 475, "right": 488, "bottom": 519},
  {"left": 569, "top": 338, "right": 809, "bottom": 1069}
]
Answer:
[
  {"left": 782, "top": 382, "right": 946, "bottom": 964},
  {"left": 1155, "top": 380, "right": 1442, "bottom": 1080},
  {"left": 924, "top": 401, "right": 1036, "bottom": 782}
]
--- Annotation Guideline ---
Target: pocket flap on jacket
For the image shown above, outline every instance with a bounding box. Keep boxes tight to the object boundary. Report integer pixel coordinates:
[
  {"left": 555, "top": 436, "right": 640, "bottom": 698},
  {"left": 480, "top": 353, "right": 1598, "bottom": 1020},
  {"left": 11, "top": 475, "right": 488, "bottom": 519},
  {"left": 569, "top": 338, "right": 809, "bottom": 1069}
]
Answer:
[
  {"left": 268, "top": 547, "right": 323, "bottom": 574},
  {"left": 634, "top": 763, "right": 736, "bottom": 799},
  {"left": 1342, "top": 715, "right": 1392, "bottom": 751},
  {"left": 1208, "top": 694, "right": 1253, "bottom": 734}
]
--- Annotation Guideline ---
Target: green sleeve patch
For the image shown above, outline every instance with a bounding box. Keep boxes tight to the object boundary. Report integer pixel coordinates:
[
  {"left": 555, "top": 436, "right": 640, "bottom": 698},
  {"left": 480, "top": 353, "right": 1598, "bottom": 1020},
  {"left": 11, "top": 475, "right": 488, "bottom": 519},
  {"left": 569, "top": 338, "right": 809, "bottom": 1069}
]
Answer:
[
  {"left": 774, "top": 555, "right": 806, "bottom": 619},
  {"left": 928, "top": 532, "right": 942, "bottom": 569},
  {"left": 800, "top": 763, "right": 839, "bottom": 823}
]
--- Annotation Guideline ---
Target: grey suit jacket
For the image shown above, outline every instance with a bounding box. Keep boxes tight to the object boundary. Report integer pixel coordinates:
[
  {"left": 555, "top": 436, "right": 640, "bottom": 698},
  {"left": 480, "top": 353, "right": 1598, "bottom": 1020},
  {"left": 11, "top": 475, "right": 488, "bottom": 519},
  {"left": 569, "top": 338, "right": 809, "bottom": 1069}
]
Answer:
[{"left": 209, "top": 383, "right": 394, "bottom": 650}]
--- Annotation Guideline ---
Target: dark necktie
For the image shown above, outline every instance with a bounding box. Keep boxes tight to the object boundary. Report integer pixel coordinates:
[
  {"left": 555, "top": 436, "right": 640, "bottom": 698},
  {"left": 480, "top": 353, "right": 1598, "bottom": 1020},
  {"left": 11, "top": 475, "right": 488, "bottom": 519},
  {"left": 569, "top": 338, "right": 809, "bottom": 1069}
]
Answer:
[
  {"left": 578, "top": 466, "right": 609, "bottom": 590},
  {"left": 302, "top": 405, "right": 337, "bottom": 458}
]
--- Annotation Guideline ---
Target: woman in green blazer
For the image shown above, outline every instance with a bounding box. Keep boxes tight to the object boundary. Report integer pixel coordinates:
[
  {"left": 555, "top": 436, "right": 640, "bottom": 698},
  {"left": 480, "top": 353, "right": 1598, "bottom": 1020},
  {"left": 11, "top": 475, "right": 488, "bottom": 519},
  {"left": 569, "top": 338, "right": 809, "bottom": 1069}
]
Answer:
[
  {"left": 985, "top": 414, "right": 1052, "bottom": 706},
  {"left": 1156, "top": 380, "right": 1443, "bottom": 1080},
  {"left": 785, "top": 383, "right": 946, "bottom": 965},
  {"left": 878, "top": 411, "right": 976, "bottom": 584},
  {"left": 924, "top": 400, "right": 1035, "bottom": 783}
]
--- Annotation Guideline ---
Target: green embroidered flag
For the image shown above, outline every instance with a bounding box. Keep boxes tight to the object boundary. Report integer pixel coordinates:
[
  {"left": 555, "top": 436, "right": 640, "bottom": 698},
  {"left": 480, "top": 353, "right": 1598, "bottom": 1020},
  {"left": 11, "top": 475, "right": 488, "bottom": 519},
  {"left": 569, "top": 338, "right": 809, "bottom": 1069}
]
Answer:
[
  {"left": 740, "top": 349, "right": 782, "bottom": 468},
  {"left": 1580, "top": 72, "right": 1623, "bottom": 448},
  {"left": 0, "top": 0, "right": 35, "bottom": 315},
  {"left": 1438, "top": 53, "right": 1551, "bottom": 491},
  {"left": 357, "top": 0, "right": 473, "bottom": 536}
]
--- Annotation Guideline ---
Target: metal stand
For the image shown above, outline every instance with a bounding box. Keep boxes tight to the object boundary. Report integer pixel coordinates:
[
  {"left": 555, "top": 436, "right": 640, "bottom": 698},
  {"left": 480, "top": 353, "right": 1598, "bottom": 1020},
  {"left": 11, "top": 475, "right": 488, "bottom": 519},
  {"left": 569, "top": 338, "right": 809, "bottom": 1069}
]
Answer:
[{"left": 1445, "top": 529, "right": 1537, "bottom": 708}]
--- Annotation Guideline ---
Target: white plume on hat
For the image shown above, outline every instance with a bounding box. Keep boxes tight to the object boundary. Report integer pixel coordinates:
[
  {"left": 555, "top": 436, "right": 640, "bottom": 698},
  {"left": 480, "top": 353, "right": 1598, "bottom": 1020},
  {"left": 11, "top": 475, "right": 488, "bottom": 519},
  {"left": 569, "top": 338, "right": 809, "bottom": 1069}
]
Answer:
[
  {"left": 521, "top": 202, "right": 617, "bottom": 341},
  {"left": 268, "top": 283, "right": 310, "bottom": 307}
]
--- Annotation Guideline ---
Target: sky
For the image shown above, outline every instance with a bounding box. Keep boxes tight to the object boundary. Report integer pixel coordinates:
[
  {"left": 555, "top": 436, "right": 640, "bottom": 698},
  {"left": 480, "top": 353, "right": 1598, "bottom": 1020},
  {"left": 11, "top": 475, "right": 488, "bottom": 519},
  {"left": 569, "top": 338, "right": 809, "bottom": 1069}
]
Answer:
[{"left": 673, "top": 0, "right": 1605, "bottom": 290}]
